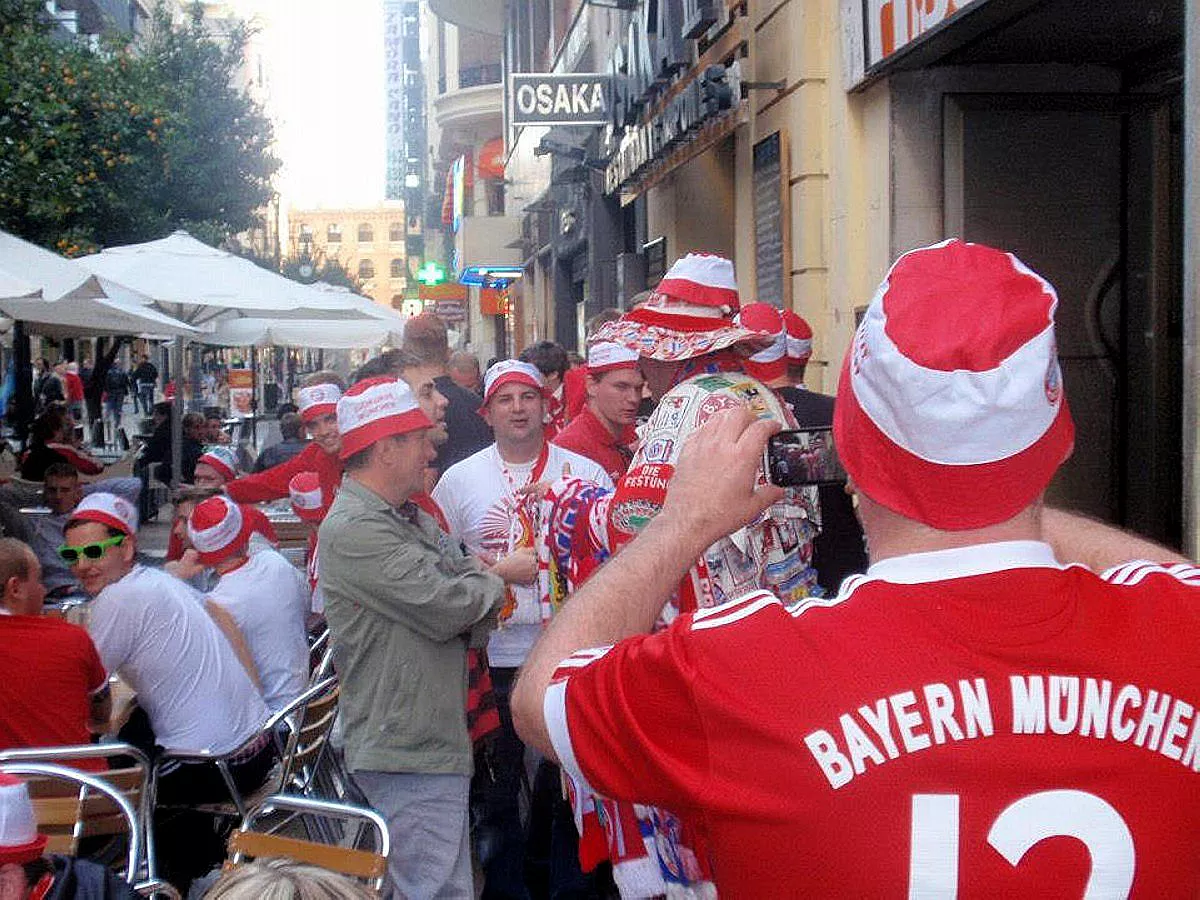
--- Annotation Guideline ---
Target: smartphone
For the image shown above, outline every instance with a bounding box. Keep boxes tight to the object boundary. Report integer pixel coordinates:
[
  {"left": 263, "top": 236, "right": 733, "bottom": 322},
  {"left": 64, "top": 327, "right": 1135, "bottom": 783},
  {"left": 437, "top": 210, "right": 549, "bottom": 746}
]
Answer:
[{"left": 764, "top": 427, "right": 848, "bottom": 487}]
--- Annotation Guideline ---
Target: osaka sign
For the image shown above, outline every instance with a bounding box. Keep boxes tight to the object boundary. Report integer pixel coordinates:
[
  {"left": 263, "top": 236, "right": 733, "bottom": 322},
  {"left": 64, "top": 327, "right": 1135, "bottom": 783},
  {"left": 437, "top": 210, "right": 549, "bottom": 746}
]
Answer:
[{"left": 510, "top": 73, "right": 612, "bottom": 127}]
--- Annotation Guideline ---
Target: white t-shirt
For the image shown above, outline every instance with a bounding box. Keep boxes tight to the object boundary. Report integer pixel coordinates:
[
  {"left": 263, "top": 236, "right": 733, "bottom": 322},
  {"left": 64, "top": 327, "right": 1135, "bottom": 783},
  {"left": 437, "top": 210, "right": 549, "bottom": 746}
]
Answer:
[
  {"left": 206, "top": 548, "right": 311, "bottom": 715},
  {"left": 87, "top": 565, "right": 269, "bottom": 753},
  {"left": 433, "top": 442, "right": 613, "bottom": 667}
]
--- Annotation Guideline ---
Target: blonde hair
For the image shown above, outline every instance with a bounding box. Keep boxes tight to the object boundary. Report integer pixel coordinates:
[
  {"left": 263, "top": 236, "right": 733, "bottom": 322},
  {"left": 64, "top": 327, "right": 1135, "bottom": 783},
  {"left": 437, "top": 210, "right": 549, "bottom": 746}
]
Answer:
[{"left": 204, "top": 859, "right": 377, "bottom": 900}]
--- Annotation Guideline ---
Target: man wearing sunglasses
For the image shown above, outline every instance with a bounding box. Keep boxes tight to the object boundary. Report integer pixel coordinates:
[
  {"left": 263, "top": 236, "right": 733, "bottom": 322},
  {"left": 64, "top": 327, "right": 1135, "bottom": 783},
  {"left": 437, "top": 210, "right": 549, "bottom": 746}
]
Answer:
[{"left": 69, "top": 493, "right": 272, "bottom": 889}]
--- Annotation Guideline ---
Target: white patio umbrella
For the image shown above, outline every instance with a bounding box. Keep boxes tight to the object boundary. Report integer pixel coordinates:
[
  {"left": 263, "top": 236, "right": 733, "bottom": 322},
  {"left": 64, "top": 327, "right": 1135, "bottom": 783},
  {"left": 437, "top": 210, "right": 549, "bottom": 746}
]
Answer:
[
  {"left": 77, "top": 230, "right": 383, "bottom": 325},
  {"left": 78, "top": 231, "right": 389, "bottom": 482},
  {"left": 0, "top": 230, "right": 194, "bottom": 336},
  {"left": 201, "top": 315, "right": 407, "bottom": 349},
  {"left": 0, "top": 229, "right": 105, "bottom": 304}
]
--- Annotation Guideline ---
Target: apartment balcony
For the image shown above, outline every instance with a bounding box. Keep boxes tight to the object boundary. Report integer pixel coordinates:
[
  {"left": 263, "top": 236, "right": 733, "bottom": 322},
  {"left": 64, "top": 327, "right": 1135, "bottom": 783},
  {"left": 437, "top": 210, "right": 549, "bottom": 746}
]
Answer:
[
  {"left": 433, "top": 80, "right": 503, "bottom": 141},
  {"left": 428, "top": 0, "right": 502, "bottom": 35}
]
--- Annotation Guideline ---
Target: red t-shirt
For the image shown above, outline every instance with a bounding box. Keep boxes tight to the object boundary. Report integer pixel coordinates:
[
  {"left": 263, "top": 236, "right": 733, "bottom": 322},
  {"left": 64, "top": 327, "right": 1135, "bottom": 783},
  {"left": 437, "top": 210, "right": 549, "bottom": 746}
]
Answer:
[
  {"left": 226, "top": 441, "right": 342, "bottom": 507},
  {"left": 0, "top": 614, "right": 107, "bottom": 770},
  {"left": 546, "top": 543, "right": 1200, "bottom": 897},
  {"left": 563, "top": 366, "right": 589, "bottom": 423},
  {"left": 65, "top": 372, "right": 85, "bottom": 403},
  {"left": 552, "top": 406, "right": 635, "bottom": 484}
]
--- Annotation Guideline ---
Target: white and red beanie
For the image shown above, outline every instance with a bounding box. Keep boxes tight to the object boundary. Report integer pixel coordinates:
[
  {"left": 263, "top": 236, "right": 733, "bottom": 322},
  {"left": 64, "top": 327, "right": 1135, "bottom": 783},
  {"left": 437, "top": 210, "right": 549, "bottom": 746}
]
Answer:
[
  {"left": 482, "top": 360, "right": 545, "bottom": 406},
  {"left": 298, "top": 383, "right": 342, "bottom": 424},
  {"left": 187, "top": 495, "right": 252, "bottom": 566},
  {"left": 585, "top": 341, "right": 639, "bottom": 375},
  {"left": 594, "top": 253, "right": 771, "bottom": 362},
  {"left": 735, "top": 303, "right": 788, "bottom": 381},
  {"left": 833, "top": 239, "right": 1075, "bottom": 531},
  {"left": 781, "top": 309, "right": 813, "bottom": 366},
  {"left": 196, "top": 445, "right": 239, "bottom": 482},
  {"left": 0, "top": 774, "right": 47, "bottom": 865},
  {"left": 336, "top": 376, "right": 433, "bottom": 460},
  {"left": 288, "top": 471, "right": 327, "bottom": 523},
  {"left": 66, "top": 492, "right": 138, "bottom": 536}
]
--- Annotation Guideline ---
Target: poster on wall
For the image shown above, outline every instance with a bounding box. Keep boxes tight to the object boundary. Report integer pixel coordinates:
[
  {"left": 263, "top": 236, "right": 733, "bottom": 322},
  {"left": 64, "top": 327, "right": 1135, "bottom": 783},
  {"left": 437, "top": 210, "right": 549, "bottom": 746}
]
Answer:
[
  {"left": 753, "top": 131, "right": 790, "bottom": 309},
  {"left": 228, "top": 368, "right": 254, "bottom": 419}
]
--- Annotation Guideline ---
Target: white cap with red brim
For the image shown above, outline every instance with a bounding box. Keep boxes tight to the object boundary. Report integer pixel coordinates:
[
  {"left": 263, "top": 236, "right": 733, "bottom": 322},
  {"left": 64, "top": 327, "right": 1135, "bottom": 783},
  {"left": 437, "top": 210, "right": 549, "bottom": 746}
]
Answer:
[
  {"left": 66, "top": 492, "right": 138, "bottom": 536},
  {"left": 833, "top": 239, "right": 1075, "bottom": 531},
  {"left": 196, "top": 445, "right": 239, "bottom": 482},
  {"left": 586, "top": 341, "right": 640, "bottom": 374},
  {"left": 298, "top": 383, "right": 342, "bottom": 423},
  {"left": 482, "top": 360, "right": 545, "bottom": 406},
  {"left": 336, "top": 377, "right": 433, "bottom": 460}
]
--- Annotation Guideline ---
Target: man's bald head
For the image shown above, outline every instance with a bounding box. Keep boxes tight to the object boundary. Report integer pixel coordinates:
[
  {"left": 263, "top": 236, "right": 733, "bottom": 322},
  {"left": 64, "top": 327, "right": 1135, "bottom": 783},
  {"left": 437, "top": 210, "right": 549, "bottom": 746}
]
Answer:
[
  {"left": 0, "top": 538, "right": 43, "bottom": 616},
  {"left": 403, "top": 313, "right": 450, "bottom": 367}
]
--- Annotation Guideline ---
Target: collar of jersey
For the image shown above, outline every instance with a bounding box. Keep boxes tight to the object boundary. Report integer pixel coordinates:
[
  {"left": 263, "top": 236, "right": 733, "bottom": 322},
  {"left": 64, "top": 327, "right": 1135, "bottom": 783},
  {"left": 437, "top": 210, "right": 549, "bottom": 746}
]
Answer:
[{"left": 865, "top": 540, "right": 1064, "bottom": 585}]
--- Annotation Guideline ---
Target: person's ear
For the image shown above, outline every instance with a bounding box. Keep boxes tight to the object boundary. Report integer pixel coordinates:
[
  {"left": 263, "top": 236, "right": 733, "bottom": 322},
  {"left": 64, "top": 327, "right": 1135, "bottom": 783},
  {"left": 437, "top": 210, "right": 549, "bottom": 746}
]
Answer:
[
  {"left": 4, "top": 574, "right": 21, "bottom": 600},
  {"left": 120, "top": 535, "right": 136, "bottom": 563}
]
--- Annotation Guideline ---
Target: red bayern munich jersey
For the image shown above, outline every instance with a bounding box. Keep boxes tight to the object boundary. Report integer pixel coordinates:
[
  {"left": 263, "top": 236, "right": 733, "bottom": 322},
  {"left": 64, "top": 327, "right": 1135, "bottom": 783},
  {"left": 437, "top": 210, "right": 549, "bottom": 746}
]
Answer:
[{"left": 545, "top": 542, "right": 1200, "bottom": 897}]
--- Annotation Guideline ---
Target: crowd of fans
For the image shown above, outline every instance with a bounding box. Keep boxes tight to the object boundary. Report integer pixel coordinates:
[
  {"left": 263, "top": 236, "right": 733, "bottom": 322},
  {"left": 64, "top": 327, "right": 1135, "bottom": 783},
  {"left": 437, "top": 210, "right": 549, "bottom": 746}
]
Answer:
[{"left": 1, "top": 243, "right": 1198, "bottom": 899}]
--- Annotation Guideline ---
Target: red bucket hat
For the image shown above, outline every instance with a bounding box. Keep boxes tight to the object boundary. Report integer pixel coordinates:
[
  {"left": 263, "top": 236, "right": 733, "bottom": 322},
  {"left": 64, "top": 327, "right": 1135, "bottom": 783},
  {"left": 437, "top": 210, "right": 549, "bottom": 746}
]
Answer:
[
  {"left": 735, "top": 303, "right": 788, "bottom": 382},
  {"left": 781, "top": 309, "right": 813, "bottom": 366},
  {"left": 288, "top": 471, "right": 327, "bottom": 523},
  {"left": 833, "top": 239, "right": 1075, "bottom": 531},
  {"left": 594, "top": 253, "right": 771, "bottom": 362},
  {"left": 196, "top": 445, "right": 239, "bottom": 483},
  {"left": 187, "top": 495, "right": 253, "bottom": 566},
  {"left": 66, "top": 492, "right": 138, "bottom": 536},
  {"left": 482, "top": 360, "right": 545, "bottom": 406}
]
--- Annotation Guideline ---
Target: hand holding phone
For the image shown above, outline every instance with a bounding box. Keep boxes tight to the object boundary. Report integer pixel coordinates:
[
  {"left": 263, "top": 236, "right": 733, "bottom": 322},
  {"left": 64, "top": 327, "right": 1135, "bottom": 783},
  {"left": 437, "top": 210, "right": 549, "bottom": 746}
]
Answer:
[{"left": 764, "top": 427, "right": 848, "bottom": 487}]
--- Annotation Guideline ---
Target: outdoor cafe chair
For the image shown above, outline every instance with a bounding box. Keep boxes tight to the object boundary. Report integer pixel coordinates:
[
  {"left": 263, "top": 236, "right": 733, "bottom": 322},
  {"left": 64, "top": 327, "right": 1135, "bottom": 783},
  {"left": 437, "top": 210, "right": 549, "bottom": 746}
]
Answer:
[
  {"left": 0, "top": 742, "right": 174, "bottom": 896},
  {"left": 226, "top": 794, "right": 389, "bottom": 894},
  {"left": 150, "top": 675, "right": 340, "bottom": 821},
  {"left": 0, "top": 759, "right": 179, "bottom": 898}
]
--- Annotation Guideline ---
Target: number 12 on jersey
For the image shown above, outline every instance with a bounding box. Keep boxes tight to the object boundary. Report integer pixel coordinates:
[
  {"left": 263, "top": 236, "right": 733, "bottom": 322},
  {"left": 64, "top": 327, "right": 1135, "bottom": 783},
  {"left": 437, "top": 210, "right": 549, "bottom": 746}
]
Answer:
[{"left": 909, "top": 790, "right": 1135, "bottom": 898}]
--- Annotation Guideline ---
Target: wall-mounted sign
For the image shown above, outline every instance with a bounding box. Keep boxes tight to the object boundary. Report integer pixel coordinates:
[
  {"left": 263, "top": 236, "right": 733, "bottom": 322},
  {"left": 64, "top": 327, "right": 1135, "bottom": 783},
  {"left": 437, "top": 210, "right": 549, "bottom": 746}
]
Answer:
[
  {"left": 510, "top": 74, "right": 612, "bottom": 126},
  {"left": 418, "top": 282, "right": 468, "bottom": 302},
  {"left": 865, "top": 0, "right": 982, "bottom": 68},
  {"left": 433, "top": 298, "right": 466, "bottom": 323}
]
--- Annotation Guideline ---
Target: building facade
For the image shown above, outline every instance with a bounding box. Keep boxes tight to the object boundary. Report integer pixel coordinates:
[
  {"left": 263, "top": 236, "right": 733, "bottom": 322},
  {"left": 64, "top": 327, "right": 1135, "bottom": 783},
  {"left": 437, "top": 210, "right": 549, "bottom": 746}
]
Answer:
[
  {"left": 424, "top": 0, "right": 520, "bottom": 359},
  {"left": 287, "top": 205, "right": 410, "bottom": 311},
  {"left": 424, "top": 0, "right": 1198, "bottom": 550}
]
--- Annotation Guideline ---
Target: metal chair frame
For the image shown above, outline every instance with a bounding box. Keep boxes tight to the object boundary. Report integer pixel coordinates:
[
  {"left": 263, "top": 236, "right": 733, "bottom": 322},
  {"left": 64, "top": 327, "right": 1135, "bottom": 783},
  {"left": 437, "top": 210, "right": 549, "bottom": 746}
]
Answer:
[
  {"left": 149, "top": 676, "right": 340, "bottom": 821},
  {"left": 0, "top": 760, "right": 140, "bottom": 882},
  {"left": 0, "top": 743, "right": 159, "bottom": 885},
  {"left": 228, "top": 793, "right": 390, "bottom": 893}
]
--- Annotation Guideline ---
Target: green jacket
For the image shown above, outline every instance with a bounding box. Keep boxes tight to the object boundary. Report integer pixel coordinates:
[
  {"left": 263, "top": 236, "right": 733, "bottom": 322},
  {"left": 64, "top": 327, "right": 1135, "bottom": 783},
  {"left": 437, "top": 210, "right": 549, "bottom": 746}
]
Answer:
[{"left": 318, "top": 477, "right": 503, "bottom": 775}]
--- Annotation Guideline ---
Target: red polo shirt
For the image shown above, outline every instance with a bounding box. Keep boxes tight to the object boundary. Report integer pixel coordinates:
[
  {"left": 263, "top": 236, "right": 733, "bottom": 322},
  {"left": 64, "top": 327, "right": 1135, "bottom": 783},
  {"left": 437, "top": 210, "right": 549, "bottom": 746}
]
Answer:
[{"left": 552, "top": 406, "right": 635, "bottom": 483}]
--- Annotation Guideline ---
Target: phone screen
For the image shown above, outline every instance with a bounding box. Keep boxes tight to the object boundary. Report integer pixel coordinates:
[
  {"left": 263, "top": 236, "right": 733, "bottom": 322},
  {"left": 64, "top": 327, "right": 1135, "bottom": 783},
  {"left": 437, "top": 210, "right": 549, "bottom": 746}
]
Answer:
[{"left": 765, "top": 427, "right": 847, "bottom": 487}]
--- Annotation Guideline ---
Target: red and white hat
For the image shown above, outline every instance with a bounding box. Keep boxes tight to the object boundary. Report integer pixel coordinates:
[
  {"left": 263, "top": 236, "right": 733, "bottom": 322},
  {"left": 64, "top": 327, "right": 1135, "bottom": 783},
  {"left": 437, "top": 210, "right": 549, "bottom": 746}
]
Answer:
[
  {"left": 482, "top": 360, "right": 545, "bottom": 406},
  {"left": 196, "top": 445, "right": 239, "bottom": 482},
  {"left": 0, "top": 774, "right": 47, "bottom": 865},
  {"left": 66, "top": 492, "right": 138, "bottom": 536},
  {"left": 187, "top": 495, "right": 252, "bottom": 565},
  {"left": 298, "top": 383, "right": 342, "bottom": 423},
  {"left": 833, "top": 239, "right": 1075, "bottom": 531},
  {"left": 336, "top": 376, "right": 433, "bottom": 460},
  {"left": 735, "top": 303, "right": 788, "bottom": 381},
  {"left": 288, "top": 471, "right": 327, "bottom": 523},
  {"left": 594, "top": 253, "right": 771, "bottom": 361},
  {"left": 585, "top": 341, "right": 639, "bottom": 375},
  {"left": 781, "top": 309, "right": 813, "bottom": 365}
]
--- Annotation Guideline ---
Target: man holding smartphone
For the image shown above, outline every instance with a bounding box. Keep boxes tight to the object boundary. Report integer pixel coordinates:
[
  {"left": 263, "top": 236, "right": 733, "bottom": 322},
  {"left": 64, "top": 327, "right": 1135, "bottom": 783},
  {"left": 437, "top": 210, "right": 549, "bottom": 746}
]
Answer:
[{"left": 514, "top": 240, "right": 1200, "bottom": 897}]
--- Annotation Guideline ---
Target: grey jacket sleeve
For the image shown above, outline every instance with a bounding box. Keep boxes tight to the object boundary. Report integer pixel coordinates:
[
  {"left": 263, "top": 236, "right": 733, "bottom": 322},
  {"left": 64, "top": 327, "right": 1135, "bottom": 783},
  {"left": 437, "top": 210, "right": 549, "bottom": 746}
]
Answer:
[{"left": 323, "top": 512, "right": 503, "bottom": 643}]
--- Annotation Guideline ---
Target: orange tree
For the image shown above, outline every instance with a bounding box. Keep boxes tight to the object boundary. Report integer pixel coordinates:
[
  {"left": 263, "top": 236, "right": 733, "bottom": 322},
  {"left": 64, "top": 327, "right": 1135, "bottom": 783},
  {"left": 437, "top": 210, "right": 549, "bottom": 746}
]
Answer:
[{"left": 0, "top": 0, "right": 278, "bottom": 254}]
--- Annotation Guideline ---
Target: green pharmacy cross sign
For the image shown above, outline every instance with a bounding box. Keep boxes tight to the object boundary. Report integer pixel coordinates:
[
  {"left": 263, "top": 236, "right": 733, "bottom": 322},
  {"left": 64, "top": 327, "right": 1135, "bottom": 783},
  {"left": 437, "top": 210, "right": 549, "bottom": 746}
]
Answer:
[{"left": 416, "top": 261, "right": 447, "bottom": 286}]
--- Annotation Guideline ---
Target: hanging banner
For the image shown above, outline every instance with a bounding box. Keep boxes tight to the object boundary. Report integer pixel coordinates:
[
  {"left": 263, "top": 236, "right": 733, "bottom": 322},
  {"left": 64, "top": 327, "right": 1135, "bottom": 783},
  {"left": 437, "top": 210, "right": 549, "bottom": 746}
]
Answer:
[{"left": 228, "top": 368, "right": 254, "bottom": 419}]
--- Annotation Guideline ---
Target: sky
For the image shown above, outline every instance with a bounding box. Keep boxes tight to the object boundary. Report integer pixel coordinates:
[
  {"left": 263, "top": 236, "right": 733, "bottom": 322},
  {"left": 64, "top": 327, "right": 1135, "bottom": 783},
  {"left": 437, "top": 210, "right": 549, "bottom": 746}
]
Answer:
[{"left": 233, "top": 0, "right": 388, "bottom": 210}]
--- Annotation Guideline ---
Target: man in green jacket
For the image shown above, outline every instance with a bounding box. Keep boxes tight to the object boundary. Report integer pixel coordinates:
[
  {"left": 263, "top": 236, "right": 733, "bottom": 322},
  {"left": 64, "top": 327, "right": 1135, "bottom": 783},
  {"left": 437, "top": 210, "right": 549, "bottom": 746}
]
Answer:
[{"left": 319, "top": 376, "right": 531, "bottom": 899}]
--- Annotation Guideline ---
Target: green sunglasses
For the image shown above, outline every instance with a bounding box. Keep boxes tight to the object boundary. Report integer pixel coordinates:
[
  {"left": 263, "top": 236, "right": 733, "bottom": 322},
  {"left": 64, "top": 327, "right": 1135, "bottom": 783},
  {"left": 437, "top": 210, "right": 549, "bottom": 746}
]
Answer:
[{"left": 58, "top": 534, "right": 125, "bottom": 565}]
